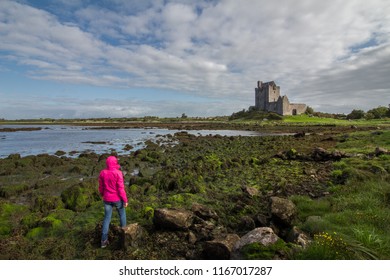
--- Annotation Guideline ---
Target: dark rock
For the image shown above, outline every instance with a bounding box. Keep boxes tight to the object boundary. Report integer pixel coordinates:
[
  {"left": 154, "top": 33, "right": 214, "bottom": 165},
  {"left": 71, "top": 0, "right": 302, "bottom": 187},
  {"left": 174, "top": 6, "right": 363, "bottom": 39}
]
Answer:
[
  {"left": 123, "top": 144, "right": 134, "bottom": 151},
  {"left": 55, "top": 150, "right": 66, "bottom": 156},
  {"left": 294, "top": 131, "right": 305, "bottom": 138},
  {"left": 286, "top": 226, "right": 311, "bottom": 248},
  {"left": 203, "top": 234, "right": 240, "bottom": 260},
  {"left": 375, "top": 147, "right": 388, "bottom": 156},
  {"left": 254, "top": 214, "right": 270, "bottom": 227},
  {"left": 7, "top": 153, "right": 21, "bottom": 160},
  {"left": 153, "top": 208, "right": 194, "bottom": 231},
  {"left": 371, "top": 131, "right": 383, "bottom": 136},
  {"left": 191, "top": 203, "right": 219, "bottom": 221},
  {"left": 270, "top": 196, "right": 297, "bottom": 227},
  {"left": 311, "top": 147, "right": 346, "bottom": 161},
  {"left": 232, "top": 227, "right": 279, "bottom": 259},
  {"left": 238, "top": 216, "right": 256, "bottom": 232},
  {"left": 191, "top": 219, "right": 226, "bottom": 241}
]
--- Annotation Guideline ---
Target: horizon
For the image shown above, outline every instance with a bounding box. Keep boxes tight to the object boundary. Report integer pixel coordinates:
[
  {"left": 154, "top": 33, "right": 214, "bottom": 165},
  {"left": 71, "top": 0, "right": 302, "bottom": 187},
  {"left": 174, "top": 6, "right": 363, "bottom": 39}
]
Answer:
[{"left": 1, "top": 0, "right": 390, "bottom": 119}]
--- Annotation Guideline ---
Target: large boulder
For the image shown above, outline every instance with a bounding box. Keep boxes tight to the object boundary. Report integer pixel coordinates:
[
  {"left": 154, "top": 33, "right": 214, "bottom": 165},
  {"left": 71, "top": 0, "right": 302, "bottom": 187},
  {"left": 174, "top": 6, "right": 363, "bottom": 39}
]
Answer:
[
  {"left": 270, "top": 196, "right": 297, "bottom": 227},
  {"left": 232, "top": 227, "right": 279, "bottom": 259},
  {"left": 121, "top": 223, "right": 147, "bottom": 249},
  {"left": 203, "top": 234, "right": 240, "bottom": 260},
  {"left": 153, "top": 208, "right": 194, "bottom": 231}
]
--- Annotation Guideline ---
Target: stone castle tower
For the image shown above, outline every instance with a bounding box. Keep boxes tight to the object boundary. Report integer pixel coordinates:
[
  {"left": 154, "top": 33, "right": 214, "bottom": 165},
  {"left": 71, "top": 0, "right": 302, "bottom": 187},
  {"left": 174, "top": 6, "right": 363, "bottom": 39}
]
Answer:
[{"left": 254, "top": 81, "right": 306, "bottom": 115}]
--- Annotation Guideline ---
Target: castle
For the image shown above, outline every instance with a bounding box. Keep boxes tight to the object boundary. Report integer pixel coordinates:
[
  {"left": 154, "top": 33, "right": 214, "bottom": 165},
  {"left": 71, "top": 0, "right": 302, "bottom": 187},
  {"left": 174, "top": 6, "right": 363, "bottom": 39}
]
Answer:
[{"left": 254, "top": 81, "right": 307, "bottom": 115}]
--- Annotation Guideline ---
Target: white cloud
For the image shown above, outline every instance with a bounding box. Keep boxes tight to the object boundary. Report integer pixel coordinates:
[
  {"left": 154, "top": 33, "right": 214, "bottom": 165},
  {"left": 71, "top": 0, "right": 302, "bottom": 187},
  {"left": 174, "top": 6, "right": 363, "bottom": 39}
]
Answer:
[{"left": 1, "top": 0, "right": 390, "bottom": 117}]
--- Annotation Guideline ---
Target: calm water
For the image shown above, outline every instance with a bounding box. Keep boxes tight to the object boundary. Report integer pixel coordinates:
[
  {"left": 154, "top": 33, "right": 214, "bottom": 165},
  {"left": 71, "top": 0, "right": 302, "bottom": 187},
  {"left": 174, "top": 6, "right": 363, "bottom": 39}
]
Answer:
[{"left": 0, "top": 125, "right": 266, "bottom": 158}]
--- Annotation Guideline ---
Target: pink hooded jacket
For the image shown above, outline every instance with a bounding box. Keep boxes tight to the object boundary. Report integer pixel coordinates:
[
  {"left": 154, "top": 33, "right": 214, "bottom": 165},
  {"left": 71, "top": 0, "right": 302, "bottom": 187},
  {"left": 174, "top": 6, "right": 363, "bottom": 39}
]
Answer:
[{"left": 98, "top": 156, "right": 128, "bottom": 203}]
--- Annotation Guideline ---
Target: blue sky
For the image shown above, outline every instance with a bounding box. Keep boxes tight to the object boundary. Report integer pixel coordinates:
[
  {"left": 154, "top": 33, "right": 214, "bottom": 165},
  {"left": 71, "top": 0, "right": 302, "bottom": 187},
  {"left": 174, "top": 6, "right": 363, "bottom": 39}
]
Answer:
[{"left": 1, "top": 0, "right": 390, "bottom": 119}]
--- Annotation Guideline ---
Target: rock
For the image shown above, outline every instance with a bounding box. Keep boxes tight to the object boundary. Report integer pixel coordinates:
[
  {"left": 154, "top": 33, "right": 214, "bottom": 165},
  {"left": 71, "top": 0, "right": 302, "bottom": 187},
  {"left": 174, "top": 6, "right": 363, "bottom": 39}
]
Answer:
[
  {"left": 286, "top": 226, "right": 311, "bottom": 248},
  {"left": 191, "top": 218, "right": 226, "bottom": 241},
  {"left": 371, "top": 131, "right": 383, "bottom": 136},
  {"left": 311, "top": 147, "right": 346, "bottom": 161},
  {"left": 270, "top": 196, "right": 296, "bottom": 227},
  {"left": 232, "top": 227, "right": 279, "bottom": 259},
  {"left": 121, "top": 223, "right": 147, "bottom": 249},
  {"left": 203, "top": 234, "right": 240, "bottom": 260},
  {"left": 187, "top": 231, "right": 197, "bottom": 244},
  {"left": 191, "top": 203, "right": 219, "bottom": 220},
  {"left": 123, "top": 144, "right": 134, "bottom": 151},
  {"left": 55, "top": 150, "right": 66, "bottom": 156},
  {"left": 153, "top": 208, "right": 194, "bottom": 231},
  {"left": 294, "top": 131, "right": 305, "bottom": 138},
  {"left": 60, "top": 185, "right": 94, "bottom": 212},
  {"left": 375, "top": 147, "right": 388, "bottom": 156},
  {"left": 254, "top": 214, "right": 269, "bottom": 227},
  {"left": 238, "top": 216, "right": 256, "bottom": 232},
  {"left": 242, "top": 186, "right": 259, "bottom": 197},
  {"left": 7, "top": 153, "right": 21, "bottom": 160}
]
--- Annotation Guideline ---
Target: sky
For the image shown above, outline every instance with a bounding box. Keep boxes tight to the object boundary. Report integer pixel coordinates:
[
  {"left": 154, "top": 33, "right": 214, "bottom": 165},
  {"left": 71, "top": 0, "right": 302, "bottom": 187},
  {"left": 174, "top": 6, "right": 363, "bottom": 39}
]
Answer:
[{"left": 0, "top": 0, "right": 390, "bottom": 119}]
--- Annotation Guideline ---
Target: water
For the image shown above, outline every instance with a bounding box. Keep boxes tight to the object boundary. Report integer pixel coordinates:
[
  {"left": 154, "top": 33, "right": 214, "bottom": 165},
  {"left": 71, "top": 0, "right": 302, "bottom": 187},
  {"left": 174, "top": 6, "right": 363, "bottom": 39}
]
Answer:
[{"left": 0, "top": 125, "right": 267, "bottom": 158}]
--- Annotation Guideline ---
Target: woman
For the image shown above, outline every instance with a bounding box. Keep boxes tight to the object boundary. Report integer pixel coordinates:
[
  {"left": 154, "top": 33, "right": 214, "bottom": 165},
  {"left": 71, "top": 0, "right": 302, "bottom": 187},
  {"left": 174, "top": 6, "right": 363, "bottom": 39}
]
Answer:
[{"left": 98, "top": 156, "right": 128, "bottom": 248}]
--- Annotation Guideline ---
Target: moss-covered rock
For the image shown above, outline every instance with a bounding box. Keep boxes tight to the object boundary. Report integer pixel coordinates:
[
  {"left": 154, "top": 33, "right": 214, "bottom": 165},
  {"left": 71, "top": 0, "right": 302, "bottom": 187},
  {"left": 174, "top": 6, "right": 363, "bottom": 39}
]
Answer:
[
  {"left": 0, "top": 184, "right": 29, "bottom": 198},
  {"left": 0, "top": 202, "right": 29, "bottom": 237},
  {"left": 33, "top": 195, "right": 64, "bottom": 213},
  {"left": 61, "top": 183, "right": 99, "bottom": 212},
  {"left": 240, "top": 239, "right": 290, "bottom": 260},
  {"left": 26, "top": 226, "right": 46, "bottom": 240}
]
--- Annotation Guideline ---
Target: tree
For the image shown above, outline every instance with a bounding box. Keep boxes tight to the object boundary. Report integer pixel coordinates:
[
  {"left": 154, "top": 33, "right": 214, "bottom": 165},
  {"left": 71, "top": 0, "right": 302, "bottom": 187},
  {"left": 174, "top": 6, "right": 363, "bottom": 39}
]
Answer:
[
  {"left": 181, "top": 113, "right": 188, "bottom": 119},
  {"left": 366, "top": 106, "right": 388, "bottom": 119},
  {"left": 305, "top": 106, "right": 314, "bottom": 115},
  {"left": 347, "top": 109, "right": 365, "bottom": 120}
]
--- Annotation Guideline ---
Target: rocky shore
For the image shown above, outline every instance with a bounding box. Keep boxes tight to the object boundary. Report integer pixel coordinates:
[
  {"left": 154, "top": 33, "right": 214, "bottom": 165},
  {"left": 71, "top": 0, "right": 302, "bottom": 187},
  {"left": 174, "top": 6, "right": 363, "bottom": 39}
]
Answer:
[{"left": 0, "top": 126, "right": 389, "bottom": 259}]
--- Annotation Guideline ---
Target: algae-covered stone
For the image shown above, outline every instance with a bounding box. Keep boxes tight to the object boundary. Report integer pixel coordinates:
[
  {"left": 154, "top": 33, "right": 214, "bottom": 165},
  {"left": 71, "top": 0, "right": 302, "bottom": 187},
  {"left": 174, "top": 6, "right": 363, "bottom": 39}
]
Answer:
[
  {"left": 143, "top": 206, "right": 154, "bottom": 220},
  {"left": 21, "top": 213, "right": 41, "bottom": 229},
  {"left": 61, "top": 184, "right": 97, "bottom": 212},
  {"left": 0, "top": 202, "right": 29, "bottom": 237},
  {"left": 0, "top": 184, "right": 29, "bottom": 198},
  {"left": 33, "top": 195, "right": 64, "bottom": 213},
  {"left": 26, "top": 227, "right": 46, "bottom": 240},
  {"left": 191, "top": 203, "right": 218, "bottom": 221}
]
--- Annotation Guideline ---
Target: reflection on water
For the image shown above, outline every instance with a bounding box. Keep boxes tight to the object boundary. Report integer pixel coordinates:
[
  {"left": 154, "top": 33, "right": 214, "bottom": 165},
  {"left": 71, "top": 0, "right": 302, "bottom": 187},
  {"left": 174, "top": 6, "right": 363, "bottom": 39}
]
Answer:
[{"left": 0, "top": 125, "right": 268, "bottom": 158}]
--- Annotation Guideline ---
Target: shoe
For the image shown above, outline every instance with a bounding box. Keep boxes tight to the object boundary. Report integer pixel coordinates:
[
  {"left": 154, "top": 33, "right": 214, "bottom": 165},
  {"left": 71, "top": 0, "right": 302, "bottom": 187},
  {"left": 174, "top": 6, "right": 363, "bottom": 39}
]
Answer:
[{"left": 101, "top": 240, "right": 109, "bottom": 248}]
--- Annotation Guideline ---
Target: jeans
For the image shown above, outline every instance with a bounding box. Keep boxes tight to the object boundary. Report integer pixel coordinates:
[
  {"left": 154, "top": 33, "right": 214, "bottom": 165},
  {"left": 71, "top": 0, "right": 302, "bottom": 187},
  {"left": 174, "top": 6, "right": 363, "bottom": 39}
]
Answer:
[{"left": 101, "top": 201, "right": 126, "bottom": 242}]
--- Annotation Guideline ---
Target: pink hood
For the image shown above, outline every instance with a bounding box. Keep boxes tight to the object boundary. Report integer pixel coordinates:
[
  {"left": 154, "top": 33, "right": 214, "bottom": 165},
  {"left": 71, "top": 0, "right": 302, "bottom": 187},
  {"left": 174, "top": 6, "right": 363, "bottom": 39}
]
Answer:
[
  {"left": 105, "top": 156, "right": 121, "bottom": 170},
  {"left": 98, "top": 156, "right": 128, "bottom": 203}
]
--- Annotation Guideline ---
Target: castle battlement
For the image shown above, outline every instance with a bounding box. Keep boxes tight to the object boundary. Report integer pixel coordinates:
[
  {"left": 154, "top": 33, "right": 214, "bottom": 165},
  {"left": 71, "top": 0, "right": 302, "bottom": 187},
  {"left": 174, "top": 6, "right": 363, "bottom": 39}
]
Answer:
[{"left": 254, "top": 81, "right": 306, "bottom": 115}]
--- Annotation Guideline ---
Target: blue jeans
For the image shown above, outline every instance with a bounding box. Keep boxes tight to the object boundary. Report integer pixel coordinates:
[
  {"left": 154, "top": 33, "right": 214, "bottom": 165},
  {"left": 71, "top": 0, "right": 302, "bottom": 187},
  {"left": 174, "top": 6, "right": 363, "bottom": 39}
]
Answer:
[{"left": 101, "top": 201, "right": 126, "bottom": 242}]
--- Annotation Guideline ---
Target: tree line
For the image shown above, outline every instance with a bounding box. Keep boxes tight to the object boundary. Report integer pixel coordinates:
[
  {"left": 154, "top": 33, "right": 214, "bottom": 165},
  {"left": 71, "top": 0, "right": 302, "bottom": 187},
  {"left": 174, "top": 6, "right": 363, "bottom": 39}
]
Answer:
[{"left": 305, "top": 105, "right": 390, "bottom": 120}]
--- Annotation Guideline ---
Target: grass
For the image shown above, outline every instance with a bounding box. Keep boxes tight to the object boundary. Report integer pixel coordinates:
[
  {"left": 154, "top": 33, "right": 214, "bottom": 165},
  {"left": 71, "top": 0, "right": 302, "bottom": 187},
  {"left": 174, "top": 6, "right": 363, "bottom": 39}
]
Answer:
[
  {"left": 283, "top": 115, "right": 390, "bottom": 126},
  {"left": 291, "top": 127, "right": 390, "bottom": 259},
  {"left": 293, "top": 180, "right": 390, "bottom": 259}
]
